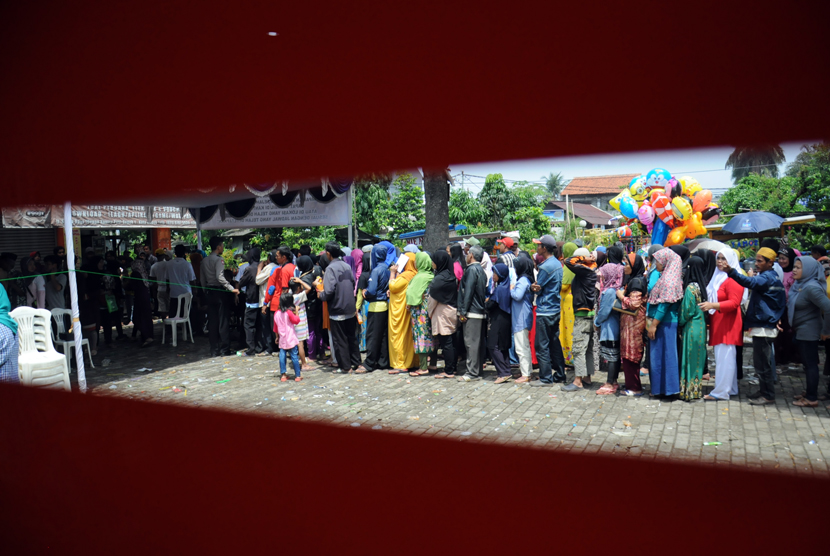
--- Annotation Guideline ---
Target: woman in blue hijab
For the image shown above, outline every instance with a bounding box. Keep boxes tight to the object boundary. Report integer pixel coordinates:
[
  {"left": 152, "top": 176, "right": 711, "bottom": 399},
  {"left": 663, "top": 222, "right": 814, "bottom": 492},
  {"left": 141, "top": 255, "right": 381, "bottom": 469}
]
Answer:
[
  {"left": 789, "top": 256, "right": 830, "bottom": 406},
  {"left": 487, "top": 263, "right": 513, "bottom": 384}
]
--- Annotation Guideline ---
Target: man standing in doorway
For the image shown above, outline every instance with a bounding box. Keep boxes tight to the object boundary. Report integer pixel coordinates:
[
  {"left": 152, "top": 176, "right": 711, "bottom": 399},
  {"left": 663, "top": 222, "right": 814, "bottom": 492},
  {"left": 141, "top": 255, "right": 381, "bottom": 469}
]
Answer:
[{"left": 201, "top": 236, "right": 239, "bottom": 356}]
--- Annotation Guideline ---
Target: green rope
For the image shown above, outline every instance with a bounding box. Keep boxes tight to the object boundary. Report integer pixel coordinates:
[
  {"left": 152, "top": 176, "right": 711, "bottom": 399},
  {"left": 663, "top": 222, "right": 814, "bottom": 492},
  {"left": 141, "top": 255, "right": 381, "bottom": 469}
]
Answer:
[{"left": 0, "top": 269, "right": 240, "bottom": 293}]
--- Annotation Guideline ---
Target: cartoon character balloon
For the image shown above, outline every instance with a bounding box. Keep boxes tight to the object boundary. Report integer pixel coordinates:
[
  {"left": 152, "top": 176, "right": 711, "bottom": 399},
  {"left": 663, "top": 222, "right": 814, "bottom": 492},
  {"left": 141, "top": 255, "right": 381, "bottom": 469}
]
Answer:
[
  {"left": 645, "top": 168, "right": 672, "bottom": 190},
  {"left": 619, "top": 196, "right": 639, "bottom": 219},
  {"left": 671, "top": 197, "right": 693, "bottom": 221},
  {"left": 637, "top": 204, "right": 655, "bottom": 226},
  {"left": 692, "top": 189, "right": 712, "bottom": 213},
  {"left": 628, "top": 175, "right": 648, "bottom": 201},
  {"left": 609, "top": 189, "right": 632, "bottom": 211},
  {"left": 652, "top": 194, "right": 674, "bottom": 227},
  {"left": 679, "top": 176, "right": 702, "bottom": 197},
  {"left": 615, "top": 225, "right": 633, "bottom": 238},
  {"left": 665, "top": 178, "right": 682, "bottom": 199},
  {"left": 665, "top": 226, "right": 687, "bottom": 247}
]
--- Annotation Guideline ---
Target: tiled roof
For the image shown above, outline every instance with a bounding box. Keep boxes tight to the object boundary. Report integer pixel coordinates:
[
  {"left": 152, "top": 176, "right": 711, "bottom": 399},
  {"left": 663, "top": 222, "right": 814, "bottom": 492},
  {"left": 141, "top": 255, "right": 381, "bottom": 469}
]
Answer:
[
  {"left": 560, "top": 174, "right": 639, "bottom": 196},
  {"left": 546, "top": 201, "right": 613, "bottom": 227}
]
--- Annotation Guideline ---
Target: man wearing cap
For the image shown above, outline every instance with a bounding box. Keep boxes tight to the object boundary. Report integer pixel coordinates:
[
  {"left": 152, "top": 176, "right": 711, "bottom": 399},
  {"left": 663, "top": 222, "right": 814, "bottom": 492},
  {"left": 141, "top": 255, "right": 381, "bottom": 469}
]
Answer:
[
  {"left": 529, "top": 235, "right": 566, "bottom": 386},
  {"left": 725, "top": 246, "right": 786, "bottom": 405},
  {"left": 462, "top": 237, "right": 480, "bottom": 256},
  {"left": 496, "top": 237, "right": 517, "bottom": 268},
  {"left": 316, "top": 242, "right": 362, "bottom": 372}
]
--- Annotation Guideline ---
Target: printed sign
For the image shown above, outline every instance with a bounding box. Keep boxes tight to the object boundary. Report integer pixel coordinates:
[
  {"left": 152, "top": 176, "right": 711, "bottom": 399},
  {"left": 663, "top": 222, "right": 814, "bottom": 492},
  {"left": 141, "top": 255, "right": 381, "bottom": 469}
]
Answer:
[
  {"left": 199, "top": 194, "right": 350, "bottom": 229},
  {"left": 2, "top": 205, "right": 196, "bottom": 229}
]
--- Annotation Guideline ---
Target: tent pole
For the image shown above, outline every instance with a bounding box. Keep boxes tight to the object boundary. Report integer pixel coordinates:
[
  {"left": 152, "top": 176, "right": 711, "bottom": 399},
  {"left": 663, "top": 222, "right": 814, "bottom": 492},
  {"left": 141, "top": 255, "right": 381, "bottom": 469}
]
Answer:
[
  {"left": 63, "top": 201, "right": 87, "bottom": 393},
  {"left": 196, "top": 208, "right": 203, "bottom": 252},
  {"left": 347, "top": 186, "right": 354, "bottom": 249}
]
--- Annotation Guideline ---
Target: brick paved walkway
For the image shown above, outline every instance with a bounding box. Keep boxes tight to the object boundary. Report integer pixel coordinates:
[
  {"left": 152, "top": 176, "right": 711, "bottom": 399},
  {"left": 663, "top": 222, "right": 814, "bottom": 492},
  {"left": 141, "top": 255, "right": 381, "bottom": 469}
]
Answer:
[{"left": 80, "top": 323, "right": 830, "bottom": 476}]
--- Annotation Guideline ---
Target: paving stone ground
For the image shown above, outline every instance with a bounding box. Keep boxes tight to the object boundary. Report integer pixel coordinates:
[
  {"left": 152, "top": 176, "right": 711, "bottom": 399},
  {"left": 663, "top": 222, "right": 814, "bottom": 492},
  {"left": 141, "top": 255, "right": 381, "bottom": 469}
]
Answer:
[{"left": 78, "top": 322, "right": 830, "bottom": 477}]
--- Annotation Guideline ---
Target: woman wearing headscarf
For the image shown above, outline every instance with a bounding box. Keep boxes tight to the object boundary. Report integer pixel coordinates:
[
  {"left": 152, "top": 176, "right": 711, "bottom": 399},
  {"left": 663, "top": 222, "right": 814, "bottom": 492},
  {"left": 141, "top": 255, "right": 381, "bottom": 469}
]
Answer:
[
  {"left": 350, "top": 248, "right": 364, "bottom": 293},
  {"left": 296, "top": 255, "right": 322, "bottom": 360},
  {"left": 774, "top": 246, "right": 799, "bottom": 367},
  {"left": 559, "top": 242, "right": 578, "bottom": 366},
  {"left": 562, "top": 247, "right": 598, "bottom": 391},
  {"left": 698, "top": 248, "right": 744, "bottom": 401},
  {"left": 622, "top": 252, "right": 646, "bottom": 286},
  {"left": 669, "top": 244, "right": 691, "bottom": 267},
  {"left": 429, "top": 250, "right": 459, "bottom": 379},
  {"left": 786, "top": 256, "right": 830, "bottom": 407},
  {"left": 407, "top": 252, "right": 435, "bottom": 376},
  {"left": 358, "top": 243, "right": 391, "bottom": 373},
  {"left": 509, "top": 257, "right": 535, "bottom": 384},
  {"left": 354, "top": 252, "right": 372, "bottom": 352},
  {"left": 315, "top": 252, "right": 334, "bottom": 364},
  {"left": 448, "top": 243, "right": 466, "bottom": 282},
  {"left": 617, "top": 264, "right": 648, "bottom": 396},
  {"left": 128, "top": 256, "right": 154, "bottom": 348},
  {"left": 645, "top": 248, "right": 684, "bottom": 397},
  {"left": 488, "top": 263, "right": 514, "bottom": 384},
  {"left": 378, "top": 240, "right": 398, "bottom": 268},
  {"left": 677, "top": 255, "right": 708, "bottom": 401},
  {"left": 387, "top": 252, "right": 418, "bottom": 374},
  {"left": 594, "top": 246, "right": 624, "bottom": 394}
]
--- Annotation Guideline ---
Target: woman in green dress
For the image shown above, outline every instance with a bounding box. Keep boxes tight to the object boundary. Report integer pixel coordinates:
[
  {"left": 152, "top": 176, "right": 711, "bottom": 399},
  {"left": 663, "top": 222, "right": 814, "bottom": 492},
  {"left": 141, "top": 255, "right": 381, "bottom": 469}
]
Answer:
[
  {"left": 407, "top": 252, "right": 435, "bottom": 377},
  {"left": 677, "top": 255, "right": 708, "bottom": 401}
]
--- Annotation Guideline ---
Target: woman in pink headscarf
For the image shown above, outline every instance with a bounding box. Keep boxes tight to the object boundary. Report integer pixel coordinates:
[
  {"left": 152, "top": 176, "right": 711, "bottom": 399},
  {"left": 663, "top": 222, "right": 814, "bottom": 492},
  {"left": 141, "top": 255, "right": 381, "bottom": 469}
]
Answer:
[{"left": 351, "top": 248, "right": 363, "bottom": 294}]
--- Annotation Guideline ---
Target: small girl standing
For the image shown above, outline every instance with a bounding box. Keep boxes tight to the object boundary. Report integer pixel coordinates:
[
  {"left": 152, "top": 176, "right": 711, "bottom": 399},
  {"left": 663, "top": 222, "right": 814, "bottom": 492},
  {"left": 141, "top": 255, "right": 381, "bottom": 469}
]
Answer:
[
  {"left": 290, "top": 277, "right": 312, "bottom": 370},
  {"left": 274, "top": 292, "right": 303, "bottom": 382}
]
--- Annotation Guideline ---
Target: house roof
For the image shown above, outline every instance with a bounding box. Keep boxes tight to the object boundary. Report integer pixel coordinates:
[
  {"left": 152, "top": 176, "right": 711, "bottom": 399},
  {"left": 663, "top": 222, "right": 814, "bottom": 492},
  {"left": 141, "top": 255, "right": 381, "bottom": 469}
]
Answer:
[
  {"left": 546, "top": 201, "right": 613, "bottom": 227},
  {"left": 560, "top": 174, "right": 639, "bottom": 197}
]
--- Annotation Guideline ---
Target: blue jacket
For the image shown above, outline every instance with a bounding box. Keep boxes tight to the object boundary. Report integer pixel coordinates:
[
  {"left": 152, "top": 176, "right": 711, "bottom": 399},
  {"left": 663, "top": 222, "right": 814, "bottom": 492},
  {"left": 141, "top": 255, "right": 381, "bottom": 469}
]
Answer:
[
  {"left": 727, "top": 268, "right": 786, "bottom": 330},
  {"left": 510, "top": 276, "right": 534, "bottom": 333},
  {"left": 535, "top": 256, "right": 562, "bottom": 317},
  {"left": 365, "top": 244, "right": 390, "bottom": 303},
  {"left": 594, "top": 288, "right": 620, "bottom": 341}
]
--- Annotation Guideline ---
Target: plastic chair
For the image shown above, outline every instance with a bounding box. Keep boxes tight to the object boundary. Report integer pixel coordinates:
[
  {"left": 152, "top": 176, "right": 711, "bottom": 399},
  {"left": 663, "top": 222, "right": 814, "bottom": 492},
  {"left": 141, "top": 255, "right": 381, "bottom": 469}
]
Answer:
[
  {"left": 162, "top": 292, "right": 193, "bottom": 347},
  {"left": 50, "top": 308, "right": 95, "bottom": 372},
  {"left": 10, "top": 307, "right": 71, "bottom": 391}
]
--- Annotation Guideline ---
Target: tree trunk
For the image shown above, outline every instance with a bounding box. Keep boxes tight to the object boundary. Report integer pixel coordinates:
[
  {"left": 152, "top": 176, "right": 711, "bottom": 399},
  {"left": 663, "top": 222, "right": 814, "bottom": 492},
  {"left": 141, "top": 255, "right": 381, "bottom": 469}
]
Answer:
[{"left": 423, "top": 168, "right": 449, "bottom": 254}]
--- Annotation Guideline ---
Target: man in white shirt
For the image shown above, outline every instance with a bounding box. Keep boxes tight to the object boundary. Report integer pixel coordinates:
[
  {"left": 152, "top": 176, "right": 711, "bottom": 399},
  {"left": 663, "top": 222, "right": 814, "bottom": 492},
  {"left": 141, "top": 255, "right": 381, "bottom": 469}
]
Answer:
[
  {"left": 149, "top": 250, "right": 170, "bottom": 318},
  {"left": 43, "top": 255, "right": 67, "bottom": 310},
  {"left": 166, "top": 245, "right": 197, "bottom": 318}
]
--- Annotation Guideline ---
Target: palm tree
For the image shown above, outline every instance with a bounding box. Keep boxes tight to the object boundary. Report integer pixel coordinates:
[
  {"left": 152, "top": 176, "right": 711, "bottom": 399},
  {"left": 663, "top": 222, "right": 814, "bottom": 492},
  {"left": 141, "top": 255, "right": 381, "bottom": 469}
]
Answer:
[
  {"left": 541, "top": 171, "right": 567, "bottom": 199},
  {"left": 725, "top": 145, "right": 786, "bottom": 183}
]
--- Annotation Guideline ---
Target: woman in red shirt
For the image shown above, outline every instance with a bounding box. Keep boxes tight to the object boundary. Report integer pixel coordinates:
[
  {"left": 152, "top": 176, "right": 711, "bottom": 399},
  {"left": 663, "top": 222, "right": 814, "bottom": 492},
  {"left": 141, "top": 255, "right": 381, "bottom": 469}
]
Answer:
[{"left": 699, "top": 248, "right": 744, "bottom": 401}]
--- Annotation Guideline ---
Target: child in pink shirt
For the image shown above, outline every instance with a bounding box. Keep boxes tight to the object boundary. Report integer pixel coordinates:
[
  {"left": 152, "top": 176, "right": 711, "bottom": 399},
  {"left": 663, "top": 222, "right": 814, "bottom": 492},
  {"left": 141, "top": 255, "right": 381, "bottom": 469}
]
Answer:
[{"left": 273, "top": 292, "right": 302, "bottom": 382}]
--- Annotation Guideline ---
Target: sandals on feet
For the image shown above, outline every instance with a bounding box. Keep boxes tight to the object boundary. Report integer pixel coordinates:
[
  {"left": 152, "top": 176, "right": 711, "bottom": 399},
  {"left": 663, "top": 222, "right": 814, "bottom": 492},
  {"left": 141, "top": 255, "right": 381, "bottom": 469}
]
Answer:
[
  {"left": 494, "top": 376, "right": 512, "bottom": 384},
  {"left": 388, "top": 369, "right": 405, "bottom": 375},
  {"left": 514, "top": 376, "right": 530, "bottom": 384},
  {"left": 434, "top": 372, "right": 455, "bottom": 379},
  {"left": 793, "top": 398, "right": 818, "bottom": 407}
]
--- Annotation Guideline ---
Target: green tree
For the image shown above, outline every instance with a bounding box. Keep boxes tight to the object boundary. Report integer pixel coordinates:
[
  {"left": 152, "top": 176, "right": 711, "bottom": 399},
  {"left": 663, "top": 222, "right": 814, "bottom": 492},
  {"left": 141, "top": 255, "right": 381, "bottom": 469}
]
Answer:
[
  {"left": 448, "top": 187, "right": 486, "bottom": 227},
  {"left": 354, "top": 181, "right": 391, "bottom": 235},
  {"left": 725, "top": 145, "right": 786, "bottom": 183},
  {"left": 719, "top": 174, "right": 799, "bottom": 216},
  {"left": 386, "top": 173, "right": 425, "bottom": 237},
  {"left": 785, "top": 142, "right": 830, "bottom": 212},
  {"left": 279, "top": 226, "right": 337, "bottom": 253},
  {"left": 505, "top": 206, "right": 551, "bottom": 251},
  {"left": 541, "top": 171, "right": 567, "bottom": 199},
  {"left": 478, "top": 173, "right": 513, "bottom": 229}
]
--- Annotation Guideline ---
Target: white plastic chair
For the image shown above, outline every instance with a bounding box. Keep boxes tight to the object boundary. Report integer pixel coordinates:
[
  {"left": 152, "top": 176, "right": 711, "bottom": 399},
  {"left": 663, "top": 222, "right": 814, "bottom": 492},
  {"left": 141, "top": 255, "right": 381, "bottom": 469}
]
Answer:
[
  {"left": 50, "top": 308, "right": 95, "bottom": 372},
  {"left": 162, "top": 292, "right": 193, "bottom": 347},
  {"left": 10, "top": 307, "right": 71, "bottom": 391}
]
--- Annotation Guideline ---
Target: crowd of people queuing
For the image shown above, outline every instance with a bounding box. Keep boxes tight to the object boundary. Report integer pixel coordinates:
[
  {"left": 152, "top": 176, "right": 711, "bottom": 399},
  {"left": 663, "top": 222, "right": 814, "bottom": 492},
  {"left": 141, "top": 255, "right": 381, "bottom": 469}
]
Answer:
[{"left": 3, "top": 233, "right": 830, "bottom": 409}]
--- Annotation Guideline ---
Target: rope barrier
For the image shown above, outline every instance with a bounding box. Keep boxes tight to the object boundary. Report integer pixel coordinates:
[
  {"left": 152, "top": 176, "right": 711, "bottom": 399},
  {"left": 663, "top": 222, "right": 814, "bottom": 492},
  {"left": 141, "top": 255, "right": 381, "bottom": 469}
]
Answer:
[{"left": 0, "top": 269, "right": 239, "bottom": 293}]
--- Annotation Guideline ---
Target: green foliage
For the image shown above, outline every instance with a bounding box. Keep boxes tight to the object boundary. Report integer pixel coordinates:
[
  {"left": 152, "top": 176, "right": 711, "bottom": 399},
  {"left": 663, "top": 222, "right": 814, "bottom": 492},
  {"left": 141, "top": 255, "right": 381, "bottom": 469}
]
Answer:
[
  {"left": 354, "top": 180, "right": 391, "bottom": 236},
  {"left": 725, "top": 145, "right": 785, "bottom": 183},
  {"left": 478, "top": 173, "right": 512, "bottom": 229},
  {"left": 786, "top": 143, "right": 830, "bottom": 212},
  {"left": 541, "top": 171, "right": 567, "bottom": 199},
  {"left": 719, "top": 174, "right": 799, "bottom": 216},
  {"left": 279, "top": 226, "right": 337, "bottom": 253},
  {"left": 505, "top": 206, "right": 551, "bottom": 251},
  {"left": 448, "top": 188, "right": 486, "bottom": 227},
  {"left": 386, "top": 173, "right": 425, "bottom": 237}
]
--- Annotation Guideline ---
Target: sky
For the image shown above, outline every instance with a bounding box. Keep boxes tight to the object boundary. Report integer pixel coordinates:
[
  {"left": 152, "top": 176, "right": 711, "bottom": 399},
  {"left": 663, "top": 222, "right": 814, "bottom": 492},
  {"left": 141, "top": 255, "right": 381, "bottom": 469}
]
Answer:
[{"left": 450, "top": 141, "right": 813, "bottom": 197}]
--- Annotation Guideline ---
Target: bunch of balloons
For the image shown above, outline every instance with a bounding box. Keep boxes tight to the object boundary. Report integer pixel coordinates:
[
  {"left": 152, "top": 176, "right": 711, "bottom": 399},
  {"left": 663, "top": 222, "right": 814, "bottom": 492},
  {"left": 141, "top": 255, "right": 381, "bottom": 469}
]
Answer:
[{"left": 609, "top": 168, "right": 722, "bottom": 247}]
